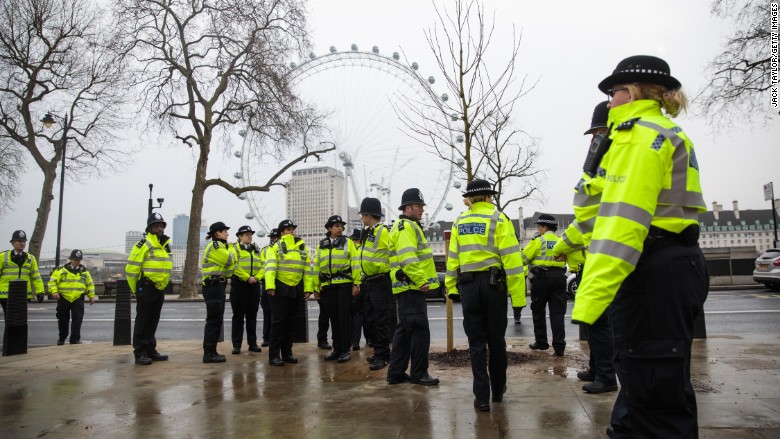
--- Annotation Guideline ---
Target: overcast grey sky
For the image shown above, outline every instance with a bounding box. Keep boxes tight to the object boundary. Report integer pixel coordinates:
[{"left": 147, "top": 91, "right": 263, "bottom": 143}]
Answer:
[{"left": 2, "top": 0, "right": 778, "bottom": 257}]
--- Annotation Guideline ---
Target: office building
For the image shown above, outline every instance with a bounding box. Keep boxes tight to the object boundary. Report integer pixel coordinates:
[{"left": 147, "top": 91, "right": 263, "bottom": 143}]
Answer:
[{"left": 286, "top": 167, "right": 347, "bottom": 244}]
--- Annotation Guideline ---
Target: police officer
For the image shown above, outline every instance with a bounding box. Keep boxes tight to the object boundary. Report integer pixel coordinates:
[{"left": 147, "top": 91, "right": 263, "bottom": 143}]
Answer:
[
  {"left": 445, "top": 180, "right": 526, "bottom": 411},
  {"left": 573, "top": 55, "right": 708, "bottom": 438},
  {"left": 523, "top": 214, "right": 567, "bottom": 356},
  {"left": 126, "top": 214, "right": 173, "bottom": 365},
  {"left": 0, "top": 230, "right": 44, "bottom": 314},
  {"left": 553, "top": 101, "right": 617, "bottom": 395},
  {"left": 230, "top": 225, "right": 263, "bottom": 355},
  {"left": 349, "top": 227, "right": 370, "bottom": 350},
  {"left": 49, "top": 249, "right": 95, "bottom": 345},
  {"left": 264, "top": 220, "right": 313, "bottom": 367},
  {"left": 358, "top": 197, "right": 396, "bottom": 371},
  {"left": 312, "top": 215, "right": 361, "bottom": 363},
  {"left": 386, "top": 188, "right": 440, "bottom": 386},
  {"left": 201, "top": 221, "right": 235, "bottom": 364},
  {"left": 258, "top": 228, "right": 280, "bottom": 347}
]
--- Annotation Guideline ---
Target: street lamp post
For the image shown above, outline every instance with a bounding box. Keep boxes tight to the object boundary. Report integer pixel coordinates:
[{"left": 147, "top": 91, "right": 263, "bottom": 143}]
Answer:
[
  {"left": 148, "top": 184, "right": 164, "bottom": 218},
  {"left": 41, "top": 113, "right": 69, "bottom": 268}
]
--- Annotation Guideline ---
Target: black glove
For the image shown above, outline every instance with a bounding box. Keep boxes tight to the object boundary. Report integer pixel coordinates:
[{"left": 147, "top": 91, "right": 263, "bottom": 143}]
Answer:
[
  {"left": 447, "top": 293, "right": 460, "bottom": 302},
  {"left": 36, "top": 294, "right": 44, "bottom": 303}
]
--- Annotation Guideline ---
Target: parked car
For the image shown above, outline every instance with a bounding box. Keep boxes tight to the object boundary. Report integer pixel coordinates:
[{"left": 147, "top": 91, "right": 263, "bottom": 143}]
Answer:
[
  {"left": 566, "top": 271, "right": 578, "bottom": 299},
  {"left": 753, "top": 248, "right": 780, "bottom": 290}
]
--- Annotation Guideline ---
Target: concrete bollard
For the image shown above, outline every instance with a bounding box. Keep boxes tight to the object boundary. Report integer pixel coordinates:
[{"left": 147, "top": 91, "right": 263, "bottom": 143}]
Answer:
[
  {"left": 113, "top": 279, "right": 132, "bottom": 345},
  {"left": 293, "top": 295, "right": 309, "bottom": 343},
  {"left": 693, "top": 309, "right": 707, "bottom": 339},
  {"left": 3, "top": 280, "right": 28, "bottom": 356}
]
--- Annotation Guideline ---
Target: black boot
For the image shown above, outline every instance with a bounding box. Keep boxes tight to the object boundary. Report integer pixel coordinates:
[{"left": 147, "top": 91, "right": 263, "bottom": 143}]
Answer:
[{"left": 203, "top": 349, "right": 226, "bottom": 363}]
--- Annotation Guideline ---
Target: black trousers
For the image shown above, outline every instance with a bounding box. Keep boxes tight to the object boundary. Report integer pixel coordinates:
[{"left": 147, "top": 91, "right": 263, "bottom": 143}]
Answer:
[
  {"left": 56, "top": 296, "right": 85, "bottom": 343},
  {"left": 529, "top": 269, "right": 567, "bottom": 351},
  {"left": 133, "top": 285, "right": 165, "bottom": 357},
  {"left": 322, "top": 283, "right": 352, "bottom": 354},
  {"left": 230, "top": 279, "right": 261, "bottom": 348},
  {"left": 316, "top": 298, "right": 330, "bottom": 344},
  {"left": 0, "top": 298, "right": 6, "bottom": 314},
  {"left": 461, "top": 275, "right": 508, "bottom": 403},
  {"left": 259, "top": 281, "right": 271, "bottom": 342},
  {"left": 269, "top": 282, "right": 300, "bottom": 359},
  {"left": 364, "top": 274, "right": 396, "bottom": 362},
  {"left": 388, "top": 289, "right": 431, "bottom": 381},
  {"left": 351, "top": 288, "right": 366, "bottom": 347},
  {"left": 587, "top": 305, "right": 616, "bottom": 385},
  {"left": 609, "top": 241, "right": 708, "bottom": 439},
  {"left": 512, "top": 306, "right": 524, "bottom": 320},
  {"left": 202, "top": 282, "right": 226, "bottom": 351}
]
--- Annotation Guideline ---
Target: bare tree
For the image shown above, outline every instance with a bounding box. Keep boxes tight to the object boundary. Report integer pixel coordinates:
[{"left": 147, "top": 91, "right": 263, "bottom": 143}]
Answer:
[
  {"left": 0, "top": 141, "right": 24, "bottom": 218},
  {"left": 696, "top": 0, "right": 774, "bottom": 125},
  {"left": 471, "top": 105, "right": 542, "bottom": 211},
  {"left": 396, "top": 0, "right": 540, "bottom": 207},
  {"left": 114, "top": 0, "right": 334, "bottom": 297},
  {"left": 0, "top": 0, "right": 129, "bottom": 259}
]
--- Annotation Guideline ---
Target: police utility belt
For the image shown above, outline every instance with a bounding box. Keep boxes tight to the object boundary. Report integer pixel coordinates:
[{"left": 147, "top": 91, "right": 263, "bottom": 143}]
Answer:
[
  {"left": 139, "top": 276, "right": 166, "bottom": 291},
  {"left": 362, "top": 272, "right": 390, "bottom": 284},
  {"left": 529, "top": 265, "right": 565, "bottom": 277},
  {"left": 644, "top": 225, "right": 700, "bottom": 250},
  {"left": 458, "top": 267, "right": 507, "bottom": 293},
  {"left": 319, "top": 271, "right": 351, "bottom": 282},
  {"left": 204, "top": 275, "right": 228, "bottom": 286}
]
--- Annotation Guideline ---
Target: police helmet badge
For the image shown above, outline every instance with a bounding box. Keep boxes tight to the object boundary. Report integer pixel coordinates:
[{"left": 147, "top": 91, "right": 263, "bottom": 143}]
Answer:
[
  {"left": 19, "top": 231, "right": 26, "bottom": 239},
  {"left": 417, "top": 190, "right": 424, "bottom": 203}
]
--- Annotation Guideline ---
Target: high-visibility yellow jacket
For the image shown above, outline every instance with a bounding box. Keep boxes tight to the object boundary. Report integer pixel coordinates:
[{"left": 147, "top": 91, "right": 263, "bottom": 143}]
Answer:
[
  {"left": 572, "top": 99, "right": 706, "bottom": 324},
  {"left": 444, "top": 202, "right": 526, "bottom": 307},
  {"left": 264, "top": 234, "right": 314, "bottom": 291},
  {"left": 553, "top": 172, "right": 604, "bottom": 260},
  {"left": 311, "top": 235, "right": 361, "bottom": 289},
  {"left": 48, "top": 264, "right": 95, "bottom": 302},
  {"left": 522, "top": 231, "right": 566, "bottom": 269},
  {"left": 389, "top": 216, "right": 440, "bottom": 294},
  {"left": 0, "top": 250, "right": 44, "bottom": 298},
  {"left": 257, "top": 242, "right": 277, "bottom": 280},
  {"left": 201, "top": 240, "right": 236, "bottom": 283},
  {"left": 358, "top": 224, "right": 391, "bottom": 276},
  {"left": 125, "top": 233, "right": 173, "bottom": 294},
  {"left": 232, "top": 242, "right": 263, "bottom": 281}
]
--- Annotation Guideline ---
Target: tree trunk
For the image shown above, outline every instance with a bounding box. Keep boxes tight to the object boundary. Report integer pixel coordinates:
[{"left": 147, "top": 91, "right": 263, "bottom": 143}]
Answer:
[
  {"left": 179, "top": 142, "right": 210, "bottom": 298},
  {"left": 27, "top": 163, "right": 57, "bottom": 261}
]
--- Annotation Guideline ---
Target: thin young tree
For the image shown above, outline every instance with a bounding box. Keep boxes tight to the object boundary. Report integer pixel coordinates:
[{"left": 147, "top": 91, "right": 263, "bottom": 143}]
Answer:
[
  {"left": 115, "top": 0, "right": 333, "bottom": 297},
  {"left": 396, "top": 0, "right": 540, "bottom": 203},
  {"left": 0, "top": 0, "right": 128, "bottom": 259}
]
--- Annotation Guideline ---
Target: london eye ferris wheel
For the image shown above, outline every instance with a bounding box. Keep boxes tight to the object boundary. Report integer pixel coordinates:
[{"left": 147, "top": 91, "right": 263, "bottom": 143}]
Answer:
[{"left": 234, "top": 44, "right": 464, "bottom": 236}]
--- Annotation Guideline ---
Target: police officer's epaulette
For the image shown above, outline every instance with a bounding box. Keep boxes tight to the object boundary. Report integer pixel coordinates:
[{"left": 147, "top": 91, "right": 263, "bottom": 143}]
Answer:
[
  {"left": 319, "top": 238, "right": 330, "bottom": 248},
  {"left": 136, "top": 240, "right": 145, "bottom": 248},
  {"left": 616, "top": 117, "right": 640, "bottom": 131},
  {"left": 212, "top": 241, "right": 220, "bottom": 249},
  {"left": 398, "top": 220, "right": 405, "bottom": 230}
]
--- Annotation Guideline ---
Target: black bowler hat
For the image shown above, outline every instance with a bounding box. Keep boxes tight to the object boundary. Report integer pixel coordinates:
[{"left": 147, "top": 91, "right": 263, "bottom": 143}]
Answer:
[
  {"left": 584, "top": 101, "right": 609, "bottom": 135},
  {"left": 205, "top": 221, "right": 230, "bottom": 239},
  {"left": 278, "top": 219, "right": 297, "bottom": 231},
  {"left": 236, "top": 225, "right": 255, "bottom": 236},
  {"left": 69, "top": 249, "right": 83, "bottom": 260},
  {"left": 325, "top": 215, "right": 347, "bottom": 229},
  {"left": 534, "top": 214, "right": 558, "bottom": 227},
  {"left": 359, "top": 197, "right": 383, "bottom": 217},
  {"left": 269, "top": 228, "right": 281, "bottom": 239},
  {"left": 462, "top": 179, "right": 497, "bottom": 197},
  {"left": 146, "top": 213, "right": 166, "bottom": 231},
  {"left": 349, "top": 228, "right": 363, "bottom": 241},
  {"left": 10, "top": 230, "right": 27, "bottom": 243},
  {"left": 398, "top": 188, "right": 426, "bottom": 211},
  {"left": 598, "top": 55, "right": 681, "bottom": 93}
]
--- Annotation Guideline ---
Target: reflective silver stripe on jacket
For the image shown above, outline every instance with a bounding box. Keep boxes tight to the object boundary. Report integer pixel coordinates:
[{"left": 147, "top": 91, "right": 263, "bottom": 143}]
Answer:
[{"left": 589, "top": 238, "right": 642, "bottom": 267}]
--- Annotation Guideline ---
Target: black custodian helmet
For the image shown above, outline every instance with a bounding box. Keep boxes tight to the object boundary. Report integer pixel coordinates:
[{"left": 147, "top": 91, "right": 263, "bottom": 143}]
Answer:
[
  {"left": 324, "top": 215, "right": 347, "bottom": 229},
  {"left": 398, "top": 188, "right": 426, "bottom": 211},
  {"left": 146, "top": 213, "right": 166, "bottom": 231},
  {"left": 236, "top": 225, "right": 255, "bottom": 236},
  {"left": 359, "top": 197, "right": 383, "bottom": 217}
]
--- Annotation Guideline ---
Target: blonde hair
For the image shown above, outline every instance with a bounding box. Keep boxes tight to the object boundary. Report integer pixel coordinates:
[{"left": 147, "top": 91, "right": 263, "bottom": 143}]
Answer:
[
  {"left": 624, "top": 83, "right": 688, "bottom": 118},
  {"left": 466, "top": 195, "right": 491, "bottom": 205}
]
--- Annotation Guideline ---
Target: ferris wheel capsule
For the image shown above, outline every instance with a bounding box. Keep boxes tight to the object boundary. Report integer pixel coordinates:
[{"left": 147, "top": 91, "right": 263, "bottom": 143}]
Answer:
[
  {"left": 256, "top": 230, "right": 266, "bottom": 237},
  {"left": 245, "top": 212, "right": 255, "bottom": 220},
  {"left": 330, "top": 46, "right": 337, "bottom": 53},
  {"left": 428, "top": 76, "right": 435, "bottom": 84},
  {"left": 453, "top": 181, "right": 461, "bottom": 189},
  {"left": 238, "top": 129, "right": 247, "bottom": 137},
  {"left": 351, "top": 44, "right": 358, "bottom": 51},
  {"left": 456, "top": 158, "right": 465, "bottom": 166},
  {"left": 411, "top": 62, "right": 419, "bottom": 70},
  {"left": 451, "top": 113, "right": 459, "bottom": 121},
  {"left": 441, "top": 93, "right": 448, "bottom": 101},
  {"left": 309, "top": 52, "right": 316, "bottom": 59},
  {"left": 432, "top": 223, "right": 442, "bottom": 231},
  {"left": 233, "top": 172, "right": 242, "bottom": 179},
  {"left": 237, "top": 193, "right": 247, "bottom": 201},
  {"left": 392, "top": 52, "right": 400, "bottom": 60},
  {"left": 372, "top": 46, "right": 379, "bottom": 54},
  {"left": 289, "top": 62, "right": 297, "bottom": 69},
  {"left": 456, "top": 135, "right": 464, "bottom": 143},
  {"left": 445, "top": 203, "right": 453, "bottom": 211},
  {"left": 233, "top": 151, "right": 241, "bottom": 158}
]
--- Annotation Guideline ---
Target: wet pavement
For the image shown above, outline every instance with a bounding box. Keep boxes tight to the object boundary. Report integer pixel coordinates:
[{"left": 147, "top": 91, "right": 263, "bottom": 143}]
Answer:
[{"left": 1, "top": 334, "right": 779, "bottom": 438}]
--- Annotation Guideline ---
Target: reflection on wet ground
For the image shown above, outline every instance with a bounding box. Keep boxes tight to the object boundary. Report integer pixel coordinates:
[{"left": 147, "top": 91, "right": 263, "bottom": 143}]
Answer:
[{"left": 1, "top": 336, "right": 779, "bottom": 438}]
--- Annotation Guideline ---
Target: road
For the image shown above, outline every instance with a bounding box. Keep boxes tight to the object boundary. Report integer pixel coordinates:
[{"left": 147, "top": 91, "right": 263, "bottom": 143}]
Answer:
[{"left": 2, "top": 288, "right": 779, "bottom": 348}]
